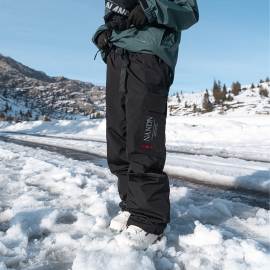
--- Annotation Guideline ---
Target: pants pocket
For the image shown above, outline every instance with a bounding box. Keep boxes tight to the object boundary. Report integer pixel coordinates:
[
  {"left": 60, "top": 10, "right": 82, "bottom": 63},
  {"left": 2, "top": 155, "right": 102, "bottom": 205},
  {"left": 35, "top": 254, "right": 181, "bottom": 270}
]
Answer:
[
  {"left": 136, "top": 87, "right": 168, "bottom": 157},
  {"left": 145, "top": 87, "right": 168, "bottom": 114}
]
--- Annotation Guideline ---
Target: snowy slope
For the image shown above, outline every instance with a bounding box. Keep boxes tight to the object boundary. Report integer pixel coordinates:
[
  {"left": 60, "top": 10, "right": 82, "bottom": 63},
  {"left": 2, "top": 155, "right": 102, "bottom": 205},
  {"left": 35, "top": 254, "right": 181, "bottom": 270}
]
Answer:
[
  {"left": 0, "top": 141, "right": 269, "bottom": 270},
  {"left": 168, "top": 82, "right": 270, "bottom": 116},
  {"left": 0, "top": 93, "right": 88, "bottom": 121}
]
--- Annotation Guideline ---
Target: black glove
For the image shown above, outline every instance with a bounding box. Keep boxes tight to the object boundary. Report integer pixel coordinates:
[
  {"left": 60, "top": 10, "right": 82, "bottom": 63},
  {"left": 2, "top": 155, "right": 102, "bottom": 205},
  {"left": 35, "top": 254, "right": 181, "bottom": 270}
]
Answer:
[
  {"left": 104, "top": 12, "right": 128, "bottom": 30},
  {"left": 96, "top": 30, "right": 112, "bottom": 50},
  {"left": 127, "top": 5, "right": 148, "bottom": 30}
]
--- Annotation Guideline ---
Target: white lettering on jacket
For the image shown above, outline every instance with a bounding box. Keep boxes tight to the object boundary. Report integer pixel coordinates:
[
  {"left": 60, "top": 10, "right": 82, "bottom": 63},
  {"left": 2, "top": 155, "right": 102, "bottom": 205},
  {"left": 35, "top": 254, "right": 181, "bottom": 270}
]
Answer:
[{"left": 106, "top": 0, "right": 129, "bottom": 16}]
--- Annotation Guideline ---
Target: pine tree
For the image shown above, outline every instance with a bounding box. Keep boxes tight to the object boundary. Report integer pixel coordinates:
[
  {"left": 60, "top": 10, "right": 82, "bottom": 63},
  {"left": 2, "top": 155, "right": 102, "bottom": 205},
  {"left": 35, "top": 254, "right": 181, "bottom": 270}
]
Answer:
[
  {"left": 176, "top": 92, "right": 181, "bottom": 103},
  {"left": 212, "top": 79, "right": 218, "bottom": 97},
  {"left": 250, "top": 83, "right": 255, "bottom": 89},
  {"left": 213, "top": 79, "right": 222, "bottom": 104},
  {"left": 221, "top": 84, "right": 227, "bottom": 102},
  {"left": 266, "top": 77, "right": 270, "bottom": 82},
  {"left": 227, "top": 94, "right": 233, "bottom": 101},
  {"left": 202, "top": 93, "right": 213, "bottom": 112},
  {"left": 218, "top": 80, "right": 222, "bottom": 91},
  {"left": 222, "top": 84, "right": 227, "bottom": 94},
  {"left": 260, "top": 79, "right": 264, "bottom": 83},
  {"left": 259, "top": 87, "right": 269, "bottom": 97},
  {"left": 232, "top": 81, "right": 241, "bottom": 96},
  {"left": 192, "top": 103, "right": 196, "bottom": 113}
]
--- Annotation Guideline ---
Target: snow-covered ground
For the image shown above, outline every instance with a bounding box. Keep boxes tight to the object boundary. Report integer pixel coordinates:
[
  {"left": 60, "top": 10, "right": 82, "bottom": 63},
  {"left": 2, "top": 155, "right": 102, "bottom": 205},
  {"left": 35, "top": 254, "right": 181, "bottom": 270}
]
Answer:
[
  {"left": 0, "top": 115, "right": 269, "bottom": 191},
  {"left": 0, "top": 133, "right": 269, "bottom": 192},
  {"left": 0, "top": 141, "right": 269, "bottom": 270},
  {"left": 0, "top": 116, "right": 269, "bottom": 161},
  {"left": 0, "top": 114, "right": 269, "bottom": 269}
]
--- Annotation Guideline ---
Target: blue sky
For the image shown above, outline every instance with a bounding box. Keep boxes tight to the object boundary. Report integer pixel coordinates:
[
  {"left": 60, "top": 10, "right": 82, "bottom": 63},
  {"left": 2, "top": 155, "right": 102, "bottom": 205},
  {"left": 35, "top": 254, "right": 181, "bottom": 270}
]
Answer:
[{"left": 0, "top": 0, "right": 269, "bottom": 95}]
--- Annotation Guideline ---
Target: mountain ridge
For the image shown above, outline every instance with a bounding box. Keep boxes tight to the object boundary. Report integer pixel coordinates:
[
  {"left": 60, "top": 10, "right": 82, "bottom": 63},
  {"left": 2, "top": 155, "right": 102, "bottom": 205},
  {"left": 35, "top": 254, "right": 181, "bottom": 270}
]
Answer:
[{"left": 0, "top": 53, "right": 106, "bottom": 120}]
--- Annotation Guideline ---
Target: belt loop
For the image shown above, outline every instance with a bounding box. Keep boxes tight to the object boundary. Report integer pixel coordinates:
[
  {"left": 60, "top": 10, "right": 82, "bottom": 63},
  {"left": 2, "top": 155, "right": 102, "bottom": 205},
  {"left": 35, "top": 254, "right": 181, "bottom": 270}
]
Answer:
[{"left": 119, "top": 50, "right": 129, "bottom": 93}]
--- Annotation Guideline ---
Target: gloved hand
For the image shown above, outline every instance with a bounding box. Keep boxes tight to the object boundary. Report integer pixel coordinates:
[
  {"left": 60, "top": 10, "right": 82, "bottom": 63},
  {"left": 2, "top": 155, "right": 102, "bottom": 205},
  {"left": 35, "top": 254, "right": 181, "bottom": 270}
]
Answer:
[
  {"left": 96, "top": 30, "right": 112, "bottom": 50},
  {"left": 127, "top": 5, "right": 148, "bottom": 30}
]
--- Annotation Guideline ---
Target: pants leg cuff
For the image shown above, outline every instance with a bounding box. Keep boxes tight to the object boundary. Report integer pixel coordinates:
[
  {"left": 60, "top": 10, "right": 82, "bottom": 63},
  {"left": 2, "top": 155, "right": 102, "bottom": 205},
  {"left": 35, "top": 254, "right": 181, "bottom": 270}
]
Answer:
[
  {"left": 127, "top": 218, "right": 166, "bottom": 235},
  {"left": 119, "top": 201, "right": 127, "bottom": 211}
]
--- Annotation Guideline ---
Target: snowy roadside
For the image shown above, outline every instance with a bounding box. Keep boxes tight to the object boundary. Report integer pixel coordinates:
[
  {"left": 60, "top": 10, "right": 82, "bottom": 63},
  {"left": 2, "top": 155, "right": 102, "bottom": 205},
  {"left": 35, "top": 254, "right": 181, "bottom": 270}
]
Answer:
[
  {"left": 0, "top": 141, "right": 269, "bottom": 270},
  {"left": 0, "top": 115, "right": 269, "bottom": 162},
  {"left": 0, "top": 133, "right": 269, "bottom": 193}
]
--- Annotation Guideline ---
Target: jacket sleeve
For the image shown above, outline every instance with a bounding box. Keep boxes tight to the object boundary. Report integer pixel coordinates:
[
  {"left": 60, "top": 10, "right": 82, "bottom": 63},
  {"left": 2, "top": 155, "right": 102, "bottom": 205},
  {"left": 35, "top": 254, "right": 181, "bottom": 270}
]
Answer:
[
  {"left": 92, "top": 8, "right": 111, "bottom": 48},
  {"left": 139, "top": 0, "right": 199, "bottom": 32}
]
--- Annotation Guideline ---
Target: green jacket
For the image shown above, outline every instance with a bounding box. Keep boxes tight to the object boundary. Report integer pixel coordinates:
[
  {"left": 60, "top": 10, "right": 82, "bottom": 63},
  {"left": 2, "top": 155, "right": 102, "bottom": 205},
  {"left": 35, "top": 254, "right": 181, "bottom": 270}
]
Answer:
[{"left": 92, "top": 0, "right": 199, "bottom": 83}]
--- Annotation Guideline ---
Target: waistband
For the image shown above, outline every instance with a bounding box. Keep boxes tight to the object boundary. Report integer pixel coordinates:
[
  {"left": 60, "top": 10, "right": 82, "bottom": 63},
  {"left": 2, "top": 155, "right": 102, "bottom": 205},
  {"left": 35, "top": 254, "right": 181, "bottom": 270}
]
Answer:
[{"left": 109, "top": 46, "right": 136, "bottom": 56}]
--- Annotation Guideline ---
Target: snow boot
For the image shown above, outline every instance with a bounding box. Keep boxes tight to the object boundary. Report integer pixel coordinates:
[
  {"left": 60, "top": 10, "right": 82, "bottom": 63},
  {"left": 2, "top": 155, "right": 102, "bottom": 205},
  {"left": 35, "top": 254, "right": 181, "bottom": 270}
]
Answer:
[
  {"left": 110, "top": 211, "right": 130, "bottom": 234},
  {"left": 115, "top": 225, "right": 162, "bottom": 250}
]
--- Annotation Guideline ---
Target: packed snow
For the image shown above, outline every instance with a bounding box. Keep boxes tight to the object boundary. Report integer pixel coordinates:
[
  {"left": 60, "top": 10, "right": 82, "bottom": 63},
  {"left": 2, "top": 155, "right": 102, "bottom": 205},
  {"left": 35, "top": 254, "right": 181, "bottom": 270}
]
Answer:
[{"left": 0, "top": 141, "right": 269, "bottom": 269}]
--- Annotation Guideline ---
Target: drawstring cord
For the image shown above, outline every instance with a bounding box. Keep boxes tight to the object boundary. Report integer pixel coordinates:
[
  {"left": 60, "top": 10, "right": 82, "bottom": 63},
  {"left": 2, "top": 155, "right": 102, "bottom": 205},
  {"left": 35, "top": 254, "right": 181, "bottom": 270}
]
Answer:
[
  {"left": 94, "top": 39, "right": 113, "bottom": 60},
  {"left": 94, "top": 49, "right": 101, "bottom": 60}
]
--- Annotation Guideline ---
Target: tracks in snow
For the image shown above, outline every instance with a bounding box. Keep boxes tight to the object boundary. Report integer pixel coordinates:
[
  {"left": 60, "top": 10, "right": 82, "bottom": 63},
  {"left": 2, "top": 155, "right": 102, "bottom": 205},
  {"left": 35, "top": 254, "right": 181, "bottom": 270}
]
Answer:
[
  {"left": 0, "top": 131, "right": 269, "bottom": 163},
  {"left": 0, "top": 134, "right": 268, "bottom": 210}
]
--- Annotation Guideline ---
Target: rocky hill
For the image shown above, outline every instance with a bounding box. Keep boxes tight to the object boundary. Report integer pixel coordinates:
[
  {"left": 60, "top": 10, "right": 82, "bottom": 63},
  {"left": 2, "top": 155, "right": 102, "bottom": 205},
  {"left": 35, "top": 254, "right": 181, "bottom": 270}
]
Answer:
[{"left": 0, "top": 53, "right": 106, "bottom": 120}]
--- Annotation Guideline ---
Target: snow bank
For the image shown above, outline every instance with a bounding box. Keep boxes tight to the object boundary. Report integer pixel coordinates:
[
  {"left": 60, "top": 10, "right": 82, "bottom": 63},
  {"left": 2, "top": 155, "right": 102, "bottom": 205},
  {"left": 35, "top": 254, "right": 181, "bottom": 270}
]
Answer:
[
  {"left": 1, "top": 115, "right": 269, "bottom": 162},
  {"left": 1, "top": 131, "right": 269, "bottom": 192},
  {"left": 0, "top": 119, "right": 107, "bottom": 141}
]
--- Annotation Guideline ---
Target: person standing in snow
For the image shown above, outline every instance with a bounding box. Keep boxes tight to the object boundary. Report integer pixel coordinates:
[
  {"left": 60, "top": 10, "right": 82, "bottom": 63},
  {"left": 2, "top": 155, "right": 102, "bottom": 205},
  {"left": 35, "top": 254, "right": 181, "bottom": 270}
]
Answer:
[{"left": 92, "top": 0, "right": 199, "bottom": 250}]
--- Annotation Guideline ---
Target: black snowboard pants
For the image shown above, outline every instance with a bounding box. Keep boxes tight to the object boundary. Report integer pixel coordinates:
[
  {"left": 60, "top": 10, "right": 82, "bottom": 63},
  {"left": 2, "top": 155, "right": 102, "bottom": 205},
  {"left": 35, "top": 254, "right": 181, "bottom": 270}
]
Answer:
[{"left": 106, "top": 46, "right": 171, "bottom": 235}]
